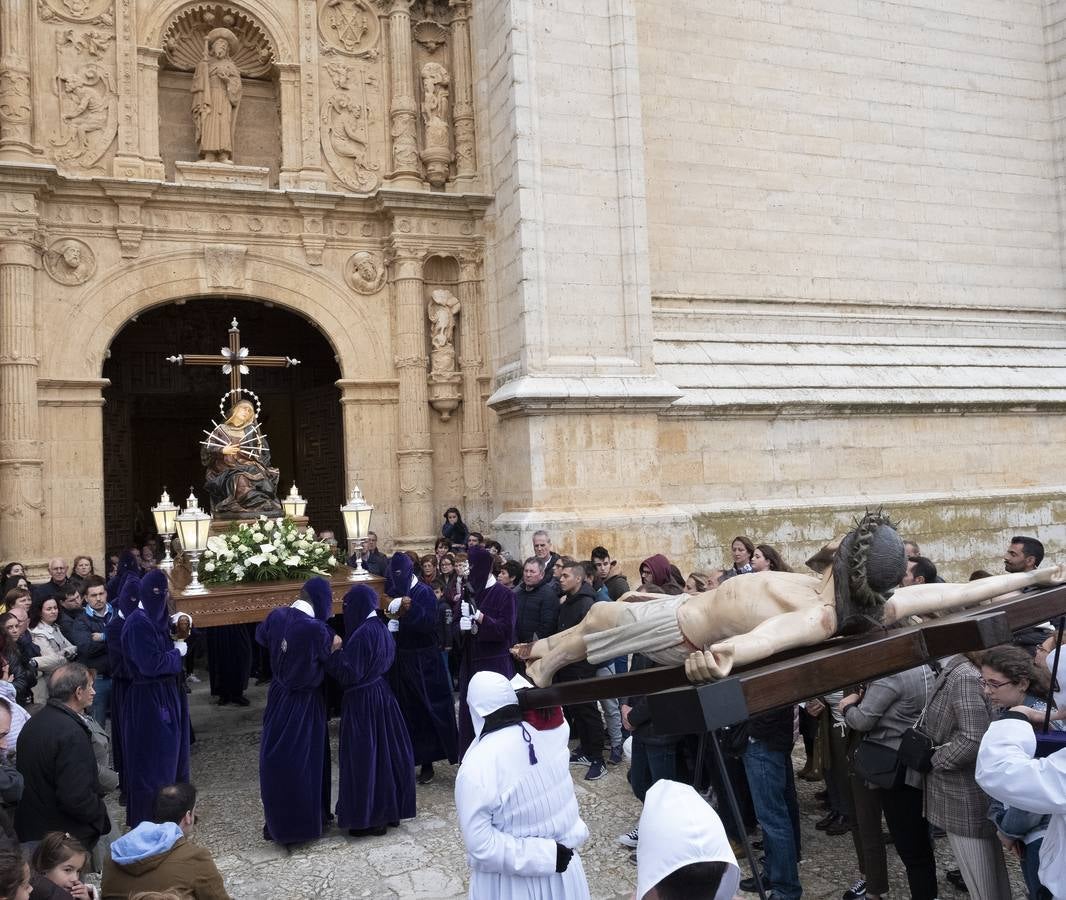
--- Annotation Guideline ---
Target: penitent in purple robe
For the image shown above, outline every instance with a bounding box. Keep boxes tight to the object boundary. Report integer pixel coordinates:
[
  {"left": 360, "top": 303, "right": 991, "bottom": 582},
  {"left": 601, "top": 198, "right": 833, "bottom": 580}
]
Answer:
[
  {"left": 457, "top": 547, "right": 517, "bottom": 756},
  {"left": 107, "top": 573, "right": 140, "bottom": 797},
  {"left": 386, "top": 553, "right": 459, "bottom": 767},
  {"left": 256, "top": 577, "right": 335, "bottom": 845},
  {"left": 326, "top": 586, "right": 416, "bottom": 831},
  {"left": 120, "top": 570, "right": 190, "bottom": 827}
]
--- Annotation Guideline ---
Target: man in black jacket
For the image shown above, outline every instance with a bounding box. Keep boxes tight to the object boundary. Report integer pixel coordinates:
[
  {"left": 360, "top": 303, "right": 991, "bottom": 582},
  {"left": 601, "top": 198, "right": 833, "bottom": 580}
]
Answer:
[
  {"left": 555, "top": 562, "right": 607, "bottom": 781},
  {"left": 15, "top": 662, "right": 110, "bottom": 850},
  {"left": 70, "top": 576, "right": 113, "bottom": 726},
  {"left": 513, "top": 557, "right": 558, "bottom": 645},
  {"left": 348, "top": 531, "right": 389, "bottom": 578}
]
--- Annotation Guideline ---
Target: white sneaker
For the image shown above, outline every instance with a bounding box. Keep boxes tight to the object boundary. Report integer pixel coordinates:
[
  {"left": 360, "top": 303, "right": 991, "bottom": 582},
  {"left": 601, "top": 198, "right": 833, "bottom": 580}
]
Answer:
[{"left": 617, "top": 826, "right": 638, "bottom": 848}]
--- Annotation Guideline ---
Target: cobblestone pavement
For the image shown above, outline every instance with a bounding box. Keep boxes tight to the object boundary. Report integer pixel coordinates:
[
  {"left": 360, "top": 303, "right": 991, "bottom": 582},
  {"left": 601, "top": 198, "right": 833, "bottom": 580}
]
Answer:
[{"left": 162, "top": 679, "right": 1027, "bottom": 899}]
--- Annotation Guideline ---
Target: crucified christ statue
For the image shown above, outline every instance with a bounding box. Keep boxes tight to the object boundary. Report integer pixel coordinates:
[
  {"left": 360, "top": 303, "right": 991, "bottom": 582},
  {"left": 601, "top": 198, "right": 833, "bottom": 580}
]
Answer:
[{"left": 514, "top": 512, "right": 1066, "bottom": 688}]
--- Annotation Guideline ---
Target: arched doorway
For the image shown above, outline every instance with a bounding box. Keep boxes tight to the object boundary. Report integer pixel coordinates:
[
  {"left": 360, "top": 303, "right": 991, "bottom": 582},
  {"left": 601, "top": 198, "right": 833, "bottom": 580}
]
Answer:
[{"left": 102, "top": 298, "right": 343, "bottom": 552}]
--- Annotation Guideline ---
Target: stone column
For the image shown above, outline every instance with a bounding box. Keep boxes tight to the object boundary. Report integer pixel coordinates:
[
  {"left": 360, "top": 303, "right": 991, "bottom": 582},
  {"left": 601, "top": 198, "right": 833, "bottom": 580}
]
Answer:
[
  {"left": 0, "top": 233, "right": 44, "bottom": 565},
  {"left": 390, "top": 243, "right": 434, "bottom": 544},
  {"left": 383, "top": 0, "right": 422, "bottom": 187},
  {"left": 449, "top": 0, "right": 476, "bottom": 182},
  {"left": 457, "top": 247, "right": 490, "bottom": 527},
  {"left": 0, "top": 0, "right": 37, "bottom": 160}
]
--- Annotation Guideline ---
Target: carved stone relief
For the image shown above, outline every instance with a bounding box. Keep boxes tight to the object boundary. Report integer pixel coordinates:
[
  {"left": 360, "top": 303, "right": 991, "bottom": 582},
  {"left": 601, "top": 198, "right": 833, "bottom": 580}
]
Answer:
[
  {"left": 162, "top": 5, "right": 275, "bottom": 78},
  {"left": 0, "top": 72, "right": 32, "bottom": 126},
  {"left": 343, "top": 250, "right": 386, "bottom": 294},
  {"left": 50, "top": 62, "right": 117, "bottom": 167},
  {"left": 37, "top": 0, "right": 113, "bottom": 25},
  {"left": 204, "top": 243, "right": 247, "bottom": 288},
  {"left": 43, "top": 237, "right": 95, "bottom": 285},
  {"left": 320, "top": 62, "right": 381, "bottom": 192},
  {"left": 318, "top": 0, "right": 380, "bottom": 57}
]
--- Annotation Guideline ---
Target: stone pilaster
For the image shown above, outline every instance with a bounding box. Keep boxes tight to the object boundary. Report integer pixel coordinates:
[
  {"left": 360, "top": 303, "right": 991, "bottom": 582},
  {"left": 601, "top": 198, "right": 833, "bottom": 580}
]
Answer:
[
  {"left": 133, "top": 48, "right": 165, "bottom": 179},
  {"left": 0, "top": 0, "right": 37, "bottom": 161},
  {"left": 390, "top": 243, "right": 434, "bottom": 545},
  {"left": 449, "top": 0, "right": 476, "bottom": 182},
  {"left": 457, "top": 248, "right": 489, "bottom": 527},
  {"left": 277, "top": 64, "right": 303, "bottom": 189},
  {"left": 383, "top": 0, "right": 422, "bottom": 187},
  {"left": 0, "top": 233, "right": 44, "bottom": 565}
]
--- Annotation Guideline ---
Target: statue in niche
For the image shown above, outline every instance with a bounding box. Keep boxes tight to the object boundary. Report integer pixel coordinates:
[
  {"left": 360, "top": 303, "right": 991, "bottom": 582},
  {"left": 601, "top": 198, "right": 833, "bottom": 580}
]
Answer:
[
  {"left": 420, "top": 62, "right": 450, "bottom": 140},
  {"left": 191, "top": 28, "right": 242, "bottom": 163},
  {"left": 419, "top": 62, "right": 452, "bottom": 187},
  {"left": 201, "top": 397, "right": 282, "bottom": 518},
  {"left": 322, "top": 93, "right": 380, "bottom": 192},
  {"left": 51, "top": 64, "right": 116, "bottom": 167},
  {"left": 427, "top": 288, "right": 460, "bottom": 374}
]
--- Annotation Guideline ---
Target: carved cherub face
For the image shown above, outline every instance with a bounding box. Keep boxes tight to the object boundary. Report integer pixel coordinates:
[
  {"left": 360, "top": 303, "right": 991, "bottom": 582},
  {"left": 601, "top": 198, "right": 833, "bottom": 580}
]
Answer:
[{"left": 61, "top": 245, "right": 81, "bottom": 269}]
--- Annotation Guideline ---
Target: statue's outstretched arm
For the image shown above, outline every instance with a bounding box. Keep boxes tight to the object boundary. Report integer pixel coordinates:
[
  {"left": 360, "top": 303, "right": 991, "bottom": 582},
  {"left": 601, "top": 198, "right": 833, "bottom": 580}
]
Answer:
[
  {"left": 685, "top": 605, "right": 834, "bottom": 683},
  {"left": 883, "top": 565, "right": 1066, "bottom": 624}
]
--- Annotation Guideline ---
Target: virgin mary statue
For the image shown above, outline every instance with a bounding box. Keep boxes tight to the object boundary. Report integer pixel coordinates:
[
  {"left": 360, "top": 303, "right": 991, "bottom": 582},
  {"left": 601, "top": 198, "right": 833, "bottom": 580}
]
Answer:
[{"left": 201, "top": 399, "right": 282, "bottom": 518}]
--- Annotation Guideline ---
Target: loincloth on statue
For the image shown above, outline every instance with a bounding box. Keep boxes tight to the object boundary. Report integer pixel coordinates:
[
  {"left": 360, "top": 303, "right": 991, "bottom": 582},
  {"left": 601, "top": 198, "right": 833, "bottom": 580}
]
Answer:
[{"left": 585, "top": 594, "right": 696, "bottom": 667}]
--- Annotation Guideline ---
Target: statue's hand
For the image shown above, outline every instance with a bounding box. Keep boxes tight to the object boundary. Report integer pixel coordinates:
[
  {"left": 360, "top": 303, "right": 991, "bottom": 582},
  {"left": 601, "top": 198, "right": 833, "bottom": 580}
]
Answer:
[
  {"left": 222, "top": 444, "right": 240, "bottom": 456},
  {"left": 511, "top": 642, "right": 534, "bottom": 661},
  {"left": 1036, "top": 564, "right": 1066, "bottom": 586},
  {"left": 683, "top": 644, "right": 735, "bottom": 683}
]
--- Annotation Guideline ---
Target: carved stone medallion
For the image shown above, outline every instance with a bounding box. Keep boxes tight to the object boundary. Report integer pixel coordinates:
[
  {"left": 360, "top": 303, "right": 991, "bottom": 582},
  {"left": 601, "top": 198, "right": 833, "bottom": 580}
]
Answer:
[
  {"left": 37, "top": 0, "right": 113, "bottom": 24},
  {"left": 319, "top": 0, "right": 380, "bottom": 57},
  {"left": 343, "top": 250, "right": 386, "bottom": 294},
  {"left": 204, "top": 244, "right": 247, "bottom": 288},
  {"left": 43, "top": 238, "right": 96, "bottom": 285}
]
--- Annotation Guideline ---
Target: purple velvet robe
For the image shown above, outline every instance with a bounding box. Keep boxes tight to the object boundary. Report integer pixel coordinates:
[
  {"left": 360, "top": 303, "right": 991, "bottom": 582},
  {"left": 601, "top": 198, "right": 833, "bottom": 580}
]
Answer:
[
  {"left": 386, "top": 553, "right": 458, "bottom": 766},
  {"left": 457, "top": 547, "right": 517, "bottom": 756},
  {"left": 326, "top": 586, "right": 416, "bottom": 830},
  {"left": 120, "top": 571, "right": 190, "bottom": 827},
  {"left": 255, "top": 590, "right": 334, "bottom": 845},
  {"left": 107, "top": 575, "right": 139, "bottom": 796}
]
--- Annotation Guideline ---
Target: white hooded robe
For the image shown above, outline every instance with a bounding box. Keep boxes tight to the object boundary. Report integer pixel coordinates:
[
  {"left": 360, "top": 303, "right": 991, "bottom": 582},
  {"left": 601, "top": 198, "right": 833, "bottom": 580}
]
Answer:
[{"left": 454, "top": 671, "right": 590, "bottom": 900}]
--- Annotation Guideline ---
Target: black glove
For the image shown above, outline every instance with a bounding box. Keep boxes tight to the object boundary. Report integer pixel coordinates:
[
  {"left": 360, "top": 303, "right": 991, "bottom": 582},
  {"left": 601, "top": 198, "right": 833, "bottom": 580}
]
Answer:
[{"left": 555, "top": 843, "right": 573, "bottom": 873}]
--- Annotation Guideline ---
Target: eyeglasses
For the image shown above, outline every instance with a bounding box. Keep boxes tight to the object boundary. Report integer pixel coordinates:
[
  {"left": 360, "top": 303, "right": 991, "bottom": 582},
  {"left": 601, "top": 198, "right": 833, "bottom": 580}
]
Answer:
[{"left": 978, "top": 676, "right": 1013, "bottom": 689}]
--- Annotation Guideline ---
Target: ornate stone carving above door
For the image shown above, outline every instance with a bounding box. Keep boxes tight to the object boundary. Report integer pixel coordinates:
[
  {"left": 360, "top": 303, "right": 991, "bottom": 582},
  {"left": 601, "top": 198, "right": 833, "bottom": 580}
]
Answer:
[{"left": 318, "top": 0, "right": 380, "bottom": 57}]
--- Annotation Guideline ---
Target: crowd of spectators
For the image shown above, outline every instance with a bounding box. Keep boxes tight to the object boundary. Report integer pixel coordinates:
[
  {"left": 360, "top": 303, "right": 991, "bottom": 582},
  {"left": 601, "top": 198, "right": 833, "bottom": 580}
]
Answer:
[{"left": 0, "top": 519, "right": 1063, "bottom": 899}]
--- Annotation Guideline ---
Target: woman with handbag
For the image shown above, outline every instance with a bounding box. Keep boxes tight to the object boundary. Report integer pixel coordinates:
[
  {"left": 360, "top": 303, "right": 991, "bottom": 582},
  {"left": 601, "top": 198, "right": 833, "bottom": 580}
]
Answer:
[
  {"left": 922, "top": 653, "right": 1011, "bottom": 900},
  {"left": 839, "top": 663, "right": 938, "bottom": 900}
]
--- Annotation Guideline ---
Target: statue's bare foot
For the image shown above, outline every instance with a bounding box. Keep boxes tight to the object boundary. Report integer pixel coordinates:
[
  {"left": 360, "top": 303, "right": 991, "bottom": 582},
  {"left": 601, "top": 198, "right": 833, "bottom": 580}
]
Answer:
[
  {"left": 524, "top": 657, "right": 552, "bottom": 688},
  {"left": 510, "top": 642, "right": 534, "bottom": 661},
  {"left": 683, "top": 645, "right": 735, "bottom": 684}
]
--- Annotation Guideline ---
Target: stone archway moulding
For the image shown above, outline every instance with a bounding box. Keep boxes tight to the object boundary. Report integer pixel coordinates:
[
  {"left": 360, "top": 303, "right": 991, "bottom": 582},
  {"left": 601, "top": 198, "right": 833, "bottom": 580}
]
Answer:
[
  {"left": 53, "top": 251, "right": 387, "bottom": 381},
  {"left": 141, "top": 0, "right": 297, "bottom": 62}
]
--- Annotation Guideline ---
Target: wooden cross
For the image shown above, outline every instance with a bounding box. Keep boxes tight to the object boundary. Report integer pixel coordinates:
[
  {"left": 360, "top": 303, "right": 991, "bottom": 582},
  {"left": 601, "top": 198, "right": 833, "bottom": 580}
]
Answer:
[{"left": 166, "top": 318, "right": 300, "bottom": 394}]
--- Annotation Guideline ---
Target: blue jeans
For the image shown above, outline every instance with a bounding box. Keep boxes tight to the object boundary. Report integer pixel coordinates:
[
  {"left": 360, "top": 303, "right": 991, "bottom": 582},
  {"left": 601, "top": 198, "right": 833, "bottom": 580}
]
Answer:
[
  {"left": 629, "top": 738, "right": 678, "bottom": 803},
  {"left": 743, "top": 738, "right": 802, "bottom": 899},
  {"left": 91, "top": 675, "right": 112, "bottom": 727}
]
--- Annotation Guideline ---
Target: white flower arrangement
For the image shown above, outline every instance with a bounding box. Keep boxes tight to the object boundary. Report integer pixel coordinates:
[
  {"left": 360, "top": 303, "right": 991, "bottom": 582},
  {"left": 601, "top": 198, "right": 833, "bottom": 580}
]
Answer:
[{"left": 200, "top": 516, "right": 337, "bottom": 584}]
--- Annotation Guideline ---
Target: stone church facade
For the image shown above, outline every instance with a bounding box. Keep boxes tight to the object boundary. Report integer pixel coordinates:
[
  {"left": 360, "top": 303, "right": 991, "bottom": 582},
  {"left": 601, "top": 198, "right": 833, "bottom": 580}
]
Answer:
[{"left": 1, "top": 0, "right": 1064, "bottom": 577}]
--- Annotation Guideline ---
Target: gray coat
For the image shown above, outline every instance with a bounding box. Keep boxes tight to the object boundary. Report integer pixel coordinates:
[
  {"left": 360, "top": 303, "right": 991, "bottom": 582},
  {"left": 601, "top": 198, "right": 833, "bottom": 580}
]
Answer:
[{"left": 843, "top": 663, "right": 934, "bottom": 790}]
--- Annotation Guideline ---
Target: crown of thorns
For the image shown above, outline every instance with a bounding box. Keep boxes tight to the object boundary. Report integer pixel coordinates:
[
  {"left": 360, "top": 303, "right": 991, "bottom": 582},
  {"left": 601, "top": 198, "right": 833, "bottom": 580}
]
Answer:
[
  {"left": 847, "top": 507, "right": 900, "bottom": 612},
  {"left": 219, "top": 388, "right": 262, "bottom": 419}
]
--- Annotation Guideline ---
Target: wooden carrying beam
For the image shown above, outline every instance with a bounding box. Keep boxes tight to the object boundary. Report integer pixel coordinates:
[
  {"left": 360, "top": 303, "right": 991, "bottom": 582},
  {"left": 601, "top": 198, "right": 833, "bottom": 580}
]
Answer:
[{"left": 517, "top": 583, "right": 1066, "bottom": 714}]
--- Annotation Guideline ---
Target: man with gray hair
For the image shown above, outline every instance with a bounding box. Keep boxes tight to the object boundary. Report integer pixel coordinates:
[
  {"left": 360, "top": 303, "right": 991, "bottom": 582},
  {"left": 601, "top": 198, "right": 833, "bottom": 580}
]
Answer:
[
  {"left": 14, "top": 662, "right": 110, "bottom": 849},
  {"left": 32, "top": 558, "right": 70, "bottom": 604}
]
